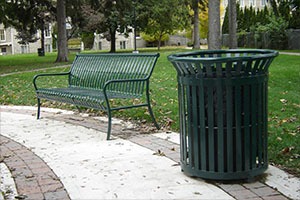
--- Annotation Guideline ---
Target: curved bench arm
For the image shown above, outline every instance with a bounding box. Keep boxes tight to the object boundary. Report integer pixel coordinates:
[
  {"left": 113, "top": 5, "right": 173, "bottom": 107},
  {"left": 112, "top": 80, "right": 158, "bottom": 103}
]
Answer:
[
  {"left": 103, "top": 78, "right": 148, "bottom": 92},
  {"left": 103, "top": 78, "right": 148, "bottom": 104},
  {"left": 33, "top": 72, "right": 70, "bottom": 90}
]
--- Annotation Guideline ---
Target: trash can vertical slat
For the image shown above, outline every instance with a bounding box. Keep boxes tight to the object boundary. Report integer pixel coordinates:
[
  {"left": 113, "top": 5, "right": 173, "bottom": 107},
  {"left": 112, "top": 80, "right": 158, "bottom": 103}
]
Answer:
[
  {"left": 235, "top": 84, "right": 243, "bottom": 172},
  {"left": 178, "top": 81, "right": 187, "bottom": 166},
  {"left": 187, "top": 82, "right": 194, "bottom": 166},
  {"left": 199, "top": 79, "right": 206, "bottom": 171},
  {"left": 244, "top": 84, "right": 251, "bottom": 171},
  {"left": 191, "top": 83, "right": 200, "bottom": 170},
  {"left": 251, "top": 84, "right": 258, "bottom": 169},
  {"left": 207, "top": 84, "right": 215, "bottom": 171},
  {"left": 217, "top": 78, "right": 224, "bottom": 173},
  {"left": 263, "top": 80, "right": 268, "bottom": 164},
  {"left": 257, "top": 81, "right": 263, "bottom": 166},
  {"left": 226, "top": 81, "right": 234, "bottom": 173}
]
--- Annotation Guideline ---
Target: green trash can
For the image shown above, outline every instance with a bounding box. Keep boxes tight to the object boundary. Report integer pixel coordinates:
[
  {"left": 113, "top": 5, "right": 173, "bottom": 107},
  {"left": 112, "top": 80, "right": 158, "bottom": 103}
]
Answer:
[
  {"left": 168, "top": 49, "right": 278, "bottom": 180},
  {"left": 38, "top": 48, "right": 45, "bottom": 56}
]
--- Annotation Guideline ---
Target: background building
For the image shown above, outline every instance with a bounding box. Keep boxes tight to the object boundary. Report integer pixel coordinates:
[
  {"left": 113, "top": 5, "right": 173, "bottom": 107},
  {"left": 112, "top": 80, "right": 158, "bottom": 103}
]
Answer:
[
  {"left": 0, "top": 23, "right": 53, "bottom": 55},
  {"left": 223, "top": 0, "right": 270, "bottom": 9}
]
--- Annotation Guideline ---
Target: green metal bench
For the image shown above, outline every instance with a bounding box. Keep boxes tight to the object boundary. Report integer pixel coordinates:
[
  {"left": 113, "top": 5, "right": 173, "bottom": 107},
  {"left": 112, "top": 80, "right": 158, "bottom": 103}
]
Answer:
[{"left": 33, "top": 53, "right": 160, "bottom": 140}]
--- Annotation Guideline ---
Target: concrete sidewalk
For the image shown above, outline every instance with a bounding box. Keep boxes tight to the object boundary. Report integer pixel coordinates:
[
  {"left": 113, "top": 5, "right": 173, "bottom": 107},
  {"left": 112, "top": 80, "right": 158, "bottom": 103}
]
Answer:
[{"left": 1, "top": 106, "right": 299, "bottom": 200}]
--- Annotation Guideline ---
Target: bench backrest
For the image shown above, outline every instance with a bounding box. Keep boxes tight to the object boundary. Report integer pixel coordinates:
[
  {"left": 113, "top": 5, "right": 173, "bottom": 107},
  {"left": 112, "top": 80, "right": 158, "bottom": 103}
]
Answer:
[{"left": 69, "top": 53, "right": 160, "bottom": 96}]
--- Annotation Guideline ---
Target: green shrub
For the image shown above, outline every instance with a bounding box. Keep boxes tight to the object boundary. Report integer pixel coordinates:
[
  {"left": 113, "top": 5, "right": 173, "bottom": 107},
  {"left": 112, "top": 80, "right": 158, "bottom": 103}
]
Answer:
[{"left": 251, "top": 16, "right": 288, "bottom": 49}]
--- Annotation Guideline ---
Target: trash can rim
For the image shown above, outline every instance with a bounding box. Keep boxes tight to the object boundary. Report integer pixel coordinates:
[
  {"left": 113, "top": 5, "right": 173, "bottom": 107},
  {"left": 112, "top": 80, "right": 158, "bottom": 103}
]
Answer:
[{"left": 167, "top": 49, "right": 278, "bottom": 63}]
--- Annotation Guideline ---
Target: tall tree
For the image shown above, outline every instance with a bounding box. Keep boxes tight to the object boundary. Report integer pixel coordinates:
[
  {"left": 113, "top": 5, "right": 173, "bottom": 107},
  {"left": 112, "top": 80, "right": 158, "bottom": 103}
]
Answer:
[
  {"left": 190, "top": 0, "right": 208, "bottom": 49},
  {"left": 208, "top": 0, "right": 221, "bottom": 49},
  {"left": 290, "top": 0, "right": 300, "bottom": 28},
  {"left": 88, "top": 0, "right": 132, "bottom": 53},
  {"left": 65, "top": 0, "right": 86, "bottom": 40},
  {"left": 228, "top": 0, "right": 237, "bottom": 48},
  {"left": 56, "top": 0, "right": 68, "bottom": 62},
  {"left": 192, "top": 0, "right": 201, "bottom": 49},
  {"left": 269, "top": 0, "right": 280, "bottom": 17},
  {"left": 0, "top": 1, "right": 5, "bottom": 23},
  {"left": 143, "top": 0, "right": 189, "bottom": 50}
]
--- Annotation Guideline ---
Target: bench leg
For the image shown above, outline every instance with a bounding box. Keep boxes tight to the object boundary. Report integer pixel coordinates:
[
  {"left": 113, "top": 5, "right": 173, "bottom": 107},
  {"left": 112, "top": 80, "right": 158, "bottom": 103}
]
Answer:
[
  {"left": 37, "top": 98, "right": 41, "bottom": 119},
  {"left": 106, "top": 110, "right": 112, "bottom": 140},
  {"left": 146, "top": 92, "right": 160, "bottom": 130},
  {"left": 148, "top": 103, "right": 160, "bottom": 130},
  {"left": 75, "top": 105, "right": 82, "bottom": 113}
]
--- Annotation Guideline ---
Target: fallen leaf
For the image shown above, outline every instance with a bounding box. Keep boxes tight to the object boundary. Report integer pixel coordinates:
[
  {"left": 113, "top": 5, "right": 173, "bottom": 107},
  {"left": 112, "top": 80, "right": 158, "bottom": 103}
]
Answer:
[
  {"left": 281, "top": 146, "right": 295, "bottom": 154},
  {"left": 288, "top": 132, "right": 297, "bottom": 136},
  {"left": 153, "top": 149, "right": 166, "bottom": 156},
  {"left": 25, "top": 175, "right": 35, "bottom": 179},
  {"left": 292, "top": 103, "right": 300, "bottom": 108},
  {"left": 280, "top": 99, "right": 288, "bottom": 104},
  {"left": 15, "top": 195, "right": 28, "bottom": 200},
  {"left": 281, "top": 147, "right": 290, "bottom": 154},
  {"left": 172, "top": 162, "right": 180, "bottom": 166}
]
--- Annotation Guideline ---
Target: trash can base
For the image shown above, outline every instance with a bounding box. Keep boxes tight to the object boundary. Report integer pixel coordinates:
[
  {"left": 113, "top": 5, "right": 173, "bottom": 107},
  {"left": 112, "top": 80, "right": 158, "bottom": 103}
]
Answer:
[{"left": 181, "top": 163, "right": 268, "bottom": 181}]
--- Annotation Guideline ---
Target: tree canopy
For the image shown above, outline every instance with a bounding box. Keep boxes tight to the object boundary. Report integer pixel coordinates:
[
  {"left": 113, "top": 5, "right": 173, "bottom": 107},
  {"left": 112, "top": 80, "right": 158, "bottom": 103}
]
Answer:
[
  {"left": 1, "top": 0, "right": 55, "bottom": 46},
  {"left": 142, "top": 0, "right": 190, "bottom": 50},
  {"left": 85, "top": 0, "right": 133, "bottom": 52}
]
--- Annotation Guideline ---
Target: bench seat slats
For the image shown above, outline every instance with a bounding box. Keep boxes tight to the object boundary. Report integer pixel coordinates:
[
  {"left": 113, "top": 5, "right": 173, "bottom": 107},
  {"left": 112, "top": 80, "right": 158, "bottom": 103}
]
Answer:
[{"left": 36, "top": 85, "right": 146, "bottom": 112}]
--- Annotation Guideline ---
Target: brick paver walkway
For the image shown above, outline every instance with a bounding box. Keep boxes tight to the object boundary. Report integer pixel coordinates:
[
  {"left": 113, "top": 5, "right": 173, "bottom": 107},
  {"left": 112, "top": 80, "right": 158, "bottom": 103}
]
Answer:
[
  {"left": 0, "top": 107, "right": 291, "bottom": 199},
  {"left": 0, "top": 135, "right": 70, "bottom": 199}
]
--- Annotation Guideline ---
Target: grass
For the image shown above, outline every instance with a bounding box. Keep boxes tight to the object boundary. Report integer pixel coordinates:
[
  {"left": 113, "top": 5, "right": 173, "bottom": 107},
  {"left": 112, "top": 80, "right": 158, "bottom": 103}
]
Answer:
[
  {"left": 267, "top": 54, "right": 300, "bottom": 175},
  {"left": 279, "top": 49, "right": 300, "bottom": 53},
  {"left": 0, "top": 52, "right": 75, "bottom": 74},
  {"left": 0, "top": 49, "right": 299, "bottom": 177}
]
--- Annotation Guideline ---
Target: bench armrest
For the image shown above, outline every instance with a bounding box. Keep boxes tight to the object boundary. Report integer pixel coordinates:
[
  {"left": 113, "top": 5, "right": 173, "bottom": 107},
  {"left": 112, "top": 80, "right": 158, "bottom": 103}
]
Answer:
[
  {"left": 33, "top": 72, "right": 70, "bottom": 90},
  {"left": 103, "top": 78, "right": 148, "bottom": 96},
  {"left": 104, "top": 78, "right": 147, "bottom": 88}
]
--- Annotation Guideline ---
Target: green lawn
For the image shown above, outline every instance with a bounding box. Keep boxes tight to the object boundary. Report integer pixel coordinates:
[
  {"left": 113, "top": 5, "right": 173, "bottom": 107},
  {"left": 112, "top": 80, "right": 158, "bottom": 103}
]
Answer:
[
  {"left": 0, "top": 49, "right": 299, "bottom": 177},
  {"left": 0, "top": 52, "right": 75, "bottom": 74}
]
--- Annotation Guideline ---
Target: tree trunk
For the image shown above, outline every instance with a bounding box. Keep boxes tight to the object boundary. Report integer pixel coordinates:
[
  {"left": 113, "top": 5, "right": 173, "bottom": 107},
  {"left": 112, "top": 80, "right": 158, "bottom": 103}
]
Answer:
[
  {"left": 55, "top": 0, "right": 68, "bottom": 62},
  {"left": 157, "top": 32, "right": 164, "bottom": 51},
  {"left": 193, "top": 0, "right": 200, "bottom": 49},
  {"left": 269, "top": 0, "right": 279, "bottom": 17},
  {"left": 110, "top": 28, "right": 116, "bottom": 53},
  {"left": 157, "top": 37, "right": 161, "bottom": 51},
  {"left": 40, "top": 23, "right": 45, "bottom": 56},
  {"left": 208, "top": 0, "right": 221, "bottom": 50},
  {"left": 228, "top": 0, "right": 237, "bottom": 49}
]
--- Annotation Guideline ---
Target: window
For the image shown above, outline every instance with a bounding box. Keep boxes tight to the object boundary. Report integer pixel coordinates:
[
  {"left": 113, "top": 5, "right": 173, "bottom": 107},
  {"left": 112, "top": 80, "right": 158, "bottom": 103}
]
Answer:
[
  {"left": 36, "top": 31, "right": 40, "bottom": 38},
  {"left": 249, "top": 0, "right": 255, "bottom": 7},
  {"left": 0, "top": 29, "right": 5, "bottom": 41},
  {"left": 98, "top": 42, "right": 102, "bottom": 50},
  {"left": 120, "top": 41, "right": 126, "bottom": 49},
  {"left": 21, "top": 45, "right": 29, "bottom": 54},
  {"left": 44, "top": 25, "right": 51, "bottom": 38},
  {"left": 45, "top": 44, "right": 51, "bottom": 52},
  {"left": 1, "top": 48, "right": 6, "bottom": 55},
  {"left": 136, "top": 31, "right": 141, "bottom": 38},
  {"left": 261, "top": 0, "right": 266, "bottom": 6},
  {"left": 239, "top": 0, "right": 244, "bottom": 7}
]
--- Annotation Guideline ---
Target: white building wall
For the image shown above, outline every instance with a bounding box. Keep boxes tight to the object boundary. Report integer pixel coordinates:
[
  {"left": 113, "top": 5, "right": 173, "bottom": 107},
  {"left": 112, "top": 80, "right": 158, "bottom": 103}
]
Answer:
[
  {"left": 0, "top": 23, "right": 53, "bottom": 55},
  {"left": 93, "top": 31, "right": 146, "bottom": 51},
  {"left": 223, "top": 0, "right": 269, "bottom": 10}
]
